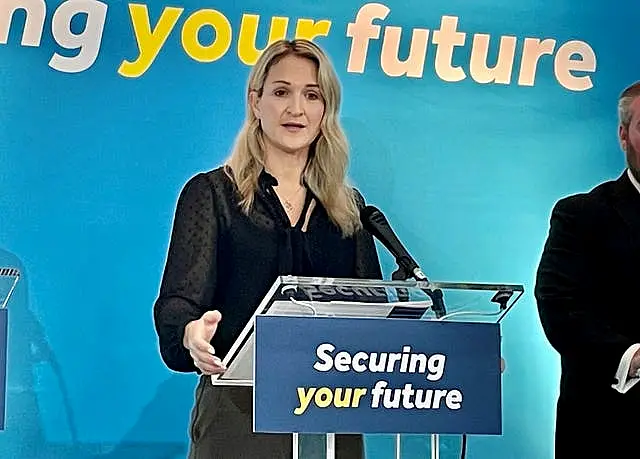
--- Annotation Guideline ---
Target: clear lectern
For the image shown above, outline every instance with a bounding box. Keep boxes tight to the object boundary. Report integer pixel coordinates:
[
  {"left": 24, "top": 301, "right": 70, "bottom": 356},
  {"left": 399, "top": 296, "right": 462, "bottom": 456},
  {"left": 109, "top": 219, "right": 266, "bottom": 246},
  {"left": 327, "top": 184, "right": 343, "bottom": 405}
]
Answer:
[{"left": 211, "top": 275, "right": 523, "bottom": 459}]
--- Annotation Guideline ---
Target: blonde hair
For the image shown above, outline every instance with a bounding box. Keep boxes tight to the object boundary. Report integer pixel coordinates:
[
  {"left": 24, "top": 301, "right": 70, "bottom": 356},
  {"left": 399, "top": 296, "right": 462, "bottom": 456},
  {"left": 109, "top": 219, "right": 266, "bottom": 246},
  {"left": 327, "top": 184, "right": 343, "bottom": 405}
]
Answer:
[
  {"left": 618, "top": 81, "right": 640, "bottom": 128},
  {"left": 224, "top": 39, "right": 361, "bottom": 237}
]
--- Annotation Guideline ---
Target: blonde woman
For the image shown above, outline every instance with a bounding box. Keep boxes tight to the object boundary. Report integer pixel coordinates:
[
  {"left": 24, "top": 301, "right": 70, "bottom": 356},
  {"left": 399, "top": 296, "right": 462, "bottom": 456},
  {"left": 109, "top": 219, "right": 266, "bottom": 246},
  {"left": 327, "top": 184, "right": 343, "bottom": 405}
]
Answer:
[{"left": 153, "top": 39, "right": 382, "bottom": 458}]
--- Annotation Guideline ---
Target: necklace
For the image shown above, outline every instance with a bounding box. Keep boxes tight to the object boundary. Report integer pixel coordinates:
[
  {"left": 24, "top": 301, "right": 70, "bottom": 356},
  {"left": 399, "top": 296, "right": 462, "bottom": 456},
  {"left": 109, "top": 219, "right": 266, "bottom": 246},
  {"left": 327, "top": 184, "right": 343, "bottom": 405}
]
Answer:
[
  {"left": 278, "top": 186, "right": 304, "bottom": 213},
  {"left": 283, "top": 199, "right": 295, "bottom": 212}
]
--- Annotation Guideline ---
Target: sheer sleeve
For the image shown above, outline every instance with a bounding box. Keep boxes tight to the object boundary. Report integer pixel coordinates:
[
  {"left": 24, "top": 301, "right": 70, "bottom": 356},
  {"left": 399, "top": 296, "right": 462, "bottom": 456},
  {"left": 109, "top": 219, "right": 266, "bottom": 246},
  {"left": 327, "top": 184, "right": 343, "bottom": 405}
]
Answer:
[{"left": 153, "top": 173, "right": 218, "bottom": 372}]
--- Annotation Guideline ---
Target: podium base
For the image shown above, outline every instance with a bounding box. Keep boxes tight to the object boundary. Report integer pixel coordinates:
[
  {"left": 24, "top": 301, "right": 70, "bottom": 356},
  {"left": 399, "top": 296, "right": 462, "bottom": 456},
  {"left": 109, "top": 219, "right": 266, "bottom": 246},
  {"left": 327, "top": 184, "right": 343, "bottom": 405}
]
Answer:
[
  {"left": 293, "top": 433, "right": 335, "bottom": 459},
  {"left": 292, "top": 433, "right": 446, "bottom": 459}
]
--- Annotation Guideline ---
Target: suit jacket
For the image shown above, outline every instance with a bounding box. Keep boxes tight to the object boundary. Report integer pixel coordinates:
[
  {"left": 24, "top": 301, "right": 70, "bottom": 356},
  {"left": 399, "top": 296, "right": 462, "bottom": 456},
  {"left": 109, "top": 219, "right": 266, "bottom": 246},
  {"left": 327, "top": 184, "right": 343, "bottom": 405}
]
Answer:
[{"left": 535, "top": 170, "right": 640, "bottom": 456}]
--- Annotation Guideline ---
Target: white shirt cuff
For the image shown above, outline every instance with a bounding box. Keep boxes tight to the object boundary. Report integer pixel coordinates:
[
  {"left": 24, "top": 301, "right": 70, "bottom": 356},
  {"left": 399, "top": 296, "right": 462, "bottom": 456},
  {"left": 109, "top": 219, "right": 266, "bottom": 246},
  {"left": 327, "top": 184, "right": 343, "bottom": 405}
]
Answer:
[{"left": 612, "top": 343, "right": 640, "bottom": 394}]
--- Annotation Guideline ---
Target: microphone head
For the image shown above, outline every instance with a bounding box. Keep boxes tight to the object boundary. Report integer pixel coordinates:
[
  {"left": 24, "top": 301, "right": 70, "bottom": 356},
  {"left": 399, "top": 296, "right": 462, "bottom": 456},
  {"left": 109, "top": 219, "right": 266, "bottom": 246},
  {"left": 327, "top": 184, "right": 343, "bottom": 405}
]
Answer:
[{"left": 360, "top": 205, "right": 427, "bottom": 282}]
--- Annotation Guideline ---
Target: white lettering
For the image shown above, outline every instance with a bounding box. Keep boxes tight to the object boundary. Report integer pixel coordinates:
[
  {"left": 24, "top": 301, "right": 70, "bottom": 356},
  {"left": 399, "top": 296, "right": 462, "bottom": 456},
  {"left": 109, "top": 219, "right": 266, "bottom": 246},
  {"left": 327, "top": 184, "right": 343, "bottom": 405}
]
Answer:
[
  {"left": 370, "top": 382, "right": 464, "bottom": 410},
  {"left": 334, "top": 351, "right": 352, "bottom": 372},
  {"left": 313, "top": 342, "right": 335, "bottom": 372},
  {"left": 352, "top": 351, "right": 368, "bottom": 372},
  {"left": 313, "top": 343, "right": 446, "bottom": 381},
  {"left": 0, "top": 0, "right": 45, "bottom": 46},
  {"left": 554, "top": 40, "right": 596, "bottom": 91},
  {"left": 346, "top": 3, "right": 597, "bottom": 91},
  {"left": 49, "top": 0, "right": 107, "bottom": 73},
  {"left": 346, "top": 2, "right": 390, "bottom": 73}
]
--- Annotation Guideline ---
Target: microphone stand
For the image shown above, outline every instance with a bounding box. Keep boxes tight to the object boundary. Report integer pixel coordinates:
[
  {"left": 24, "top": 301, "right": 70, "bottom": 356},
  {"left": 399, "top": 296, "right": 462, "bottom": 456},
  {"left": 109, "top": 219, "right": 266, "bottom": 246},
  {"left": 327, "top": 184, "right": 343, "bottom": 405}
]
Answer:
[
  {"left": 391, "top": 266, "right": 411, "bottom": 302},
  {"left": 391, "top": 262, "right": 447, "bottom": 319}
]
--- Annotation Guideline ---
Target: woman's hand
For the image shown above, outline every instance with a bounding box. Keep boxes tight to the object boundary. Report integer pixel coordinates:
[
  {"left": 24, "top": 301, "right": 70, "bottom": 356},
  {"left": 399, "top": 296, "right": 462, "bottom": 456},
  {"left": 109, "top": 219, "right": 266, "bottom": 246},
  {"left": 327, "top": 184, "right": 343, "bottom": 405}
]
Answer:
[{"left": 183, "top": 310, "right": 227, "bottom": 375}]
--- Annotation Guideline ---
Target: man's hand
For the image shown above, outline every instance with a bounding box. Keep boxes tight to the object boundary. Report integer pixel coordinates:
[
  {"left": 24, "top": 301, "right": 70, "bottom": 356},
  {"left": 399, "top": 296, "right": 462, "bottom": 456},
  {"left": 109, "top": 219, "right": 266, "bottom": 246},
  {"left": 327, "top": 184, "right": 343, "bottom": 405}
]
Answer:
[
  {"left": 183, "top": 310, "right": 226, "bottom": 375},
  {"left": 628, "top": 348, "right": 640, "bottom": 379}
]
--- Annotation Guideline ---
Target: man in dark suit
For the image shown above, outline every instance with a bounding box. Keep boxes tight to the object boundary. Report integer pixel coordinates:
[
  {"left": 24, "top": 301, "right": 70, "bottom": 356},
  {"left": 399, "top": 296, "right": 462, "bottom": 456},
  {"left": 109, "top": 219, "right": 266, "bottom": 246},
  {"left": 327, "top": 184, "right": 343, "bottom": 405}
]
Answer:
[{"left": 535, "top": 81, "right": 640, "bottom": 457}]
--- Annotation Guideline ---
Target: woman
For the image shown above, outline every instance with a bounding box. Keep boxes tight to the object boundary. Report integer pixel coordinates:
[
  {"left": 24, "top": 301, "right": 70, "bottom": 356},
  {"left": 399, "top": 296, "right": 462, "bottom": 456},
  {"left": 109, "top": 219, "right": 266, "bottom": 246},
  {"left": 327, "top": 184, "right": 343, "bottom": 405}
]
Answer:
[{"left": 153, "top": 38, "right": 382, "bottom": 458}]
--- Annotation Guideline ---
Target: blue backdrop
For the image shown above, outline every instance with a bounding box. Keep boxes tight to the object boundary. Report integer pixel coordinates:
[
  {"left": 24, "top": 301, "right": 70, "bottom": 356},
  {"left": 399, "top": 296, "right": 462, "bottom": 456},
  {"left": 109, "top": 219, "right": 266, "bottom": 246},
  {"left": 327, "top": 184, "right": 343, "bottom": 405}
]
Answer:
[{"left": 1, "top": 0, "right": 637, "bottom": 457}]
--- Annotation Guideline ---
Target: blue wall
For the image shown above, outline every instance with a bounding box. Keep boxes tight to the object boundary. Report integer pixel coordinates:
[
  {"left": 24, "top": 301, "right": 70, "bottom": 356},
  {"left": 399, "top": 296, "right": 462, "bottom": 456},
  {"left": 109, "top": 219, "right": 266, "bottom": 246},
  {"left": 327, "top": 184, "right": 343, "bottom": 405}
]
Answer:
[{"left": 1, "top": 0, "right": 638, "bottom": 457}]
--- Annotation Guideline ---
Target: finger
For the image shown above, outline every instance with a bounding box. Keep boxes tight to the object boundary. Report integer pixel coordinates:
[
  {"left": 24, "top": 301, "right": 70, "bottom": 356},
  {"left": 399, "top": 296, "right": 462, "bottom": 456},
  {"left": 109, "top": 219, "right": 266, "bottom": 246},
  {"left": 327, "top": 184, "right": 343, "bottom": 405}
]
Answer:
[
  {"left": 194, "top": 358, "right": 226, "bottom": 375},
  {"left": 202, "top": 310, "right": 222, "bottom": 325},
  {"left": 190, "top": 337, "right": 216, "bottom": 355},
  {"left": 210, "top": 365, "right": 226, "bottom": 375},
  {"left": 202, "top": 311, "right": 222, "bottom": 341},
  {"left": 190, "top": 348, "right": 226, "bottom": 368},
  {"left": 190, "top": 349, "right": 218, "bottom": 367},
  {"left": 195, "top": 362, "right": 216, "bottom": 375}
]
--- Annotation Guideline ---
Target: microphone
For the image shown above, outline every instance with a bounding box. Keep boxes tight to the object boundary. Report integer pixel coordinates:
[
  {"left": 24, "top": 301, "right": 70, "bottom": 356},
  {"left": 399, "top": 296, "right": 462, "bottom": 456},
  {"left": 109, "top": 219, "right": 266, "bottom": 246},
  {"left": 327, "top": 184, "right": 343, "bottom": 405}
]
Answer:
[
  {"left": 360, "top": 205, "right": 428, "bottom": 282},
  {"left": 360, "top": 205, "right": 447, "bottom": 319}
]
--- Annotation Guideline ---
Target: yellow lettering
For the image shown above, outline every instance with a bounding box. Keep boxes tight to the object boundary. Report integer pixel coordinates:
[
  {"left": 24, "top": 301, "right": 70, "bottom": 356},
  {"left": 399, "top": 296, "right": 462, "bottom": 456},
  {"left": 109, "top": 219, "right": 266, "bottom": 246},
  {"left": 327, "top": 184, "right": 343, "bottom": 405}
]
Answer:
[
  {"left": 351, "top": 388, "right": 367, "bottom": 407},
  {"left": 333, "top": 388, "right": 352, "bottom": 408},
  {"left": 295, "top": 18, "right": 331, "bottom": 41},
  {"left": 181, "top": 9, "right": 232, "bottom": 62},
  {"left": 294, "top": 387, "right": 316, "bottom": 415},
  {"left": 237, "top": 14, "right": 288, "bottom": 65},
  {"left": 294, "top": 386, "right": 368, "bottom": 413},
  {"left": 314, "top": 387, "right": 333, "bottom": 408},
  {"left": 118, "top": 4, "right": 182, "bottom": 78}
]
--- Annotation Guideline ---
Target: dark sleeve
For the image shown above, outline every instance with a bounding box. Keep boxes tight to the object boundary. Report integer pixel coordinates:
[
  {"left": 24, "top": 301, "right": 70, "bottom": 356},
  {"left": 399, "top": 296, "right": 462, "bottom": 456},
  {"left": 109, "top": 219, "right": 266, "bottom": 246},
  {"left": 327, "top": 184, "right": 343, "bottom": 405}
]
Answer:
[
  {"left": 352, "top": 189, "right": 383, "bottom": 280},
  {"left": 153, "top": 173, "right": 218, "bottom": 373},
  {"left": 534, "top": 196, "right": 634, "bottom": 376}
]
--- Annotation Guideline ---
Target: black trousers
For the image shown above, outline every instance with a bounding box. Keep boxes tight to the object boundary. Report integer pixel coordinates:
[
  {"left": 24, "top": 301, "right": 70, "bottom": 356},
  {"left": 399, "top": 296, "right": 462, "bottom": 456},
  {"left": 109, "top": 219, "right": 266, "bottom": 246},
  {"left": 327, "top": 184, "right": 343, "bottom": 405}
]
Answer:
[
  {"left": 188, "top": 376, "right": 364, "bottom": 459},
  {"left": 554, "top": 391, "right": 638, "bottom": 458}
]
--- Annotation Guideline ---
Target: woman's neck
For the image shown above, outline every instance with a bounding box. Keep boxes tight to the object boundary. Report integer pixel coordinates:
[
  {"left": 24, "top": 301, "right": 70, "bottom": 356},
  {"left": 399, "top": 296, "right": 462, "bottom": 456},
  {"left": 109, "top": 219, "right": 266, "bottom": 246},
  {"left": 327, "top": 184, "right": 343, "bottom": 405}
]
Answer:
[{"left": 264, "top": 148, "right": 308, "bottom": 189}]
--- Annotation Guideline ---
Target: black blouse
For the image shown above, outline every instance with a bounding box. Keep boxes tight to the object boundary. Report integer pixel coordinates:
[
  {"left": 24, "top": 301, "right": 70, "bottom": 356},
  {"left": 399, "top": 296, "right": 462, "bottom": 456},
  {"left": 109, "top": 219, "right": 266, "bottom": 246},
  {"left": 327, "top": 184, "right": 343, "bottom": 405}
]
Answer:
[{"left": 153, "top": 167, "right": 382, "bottom": 372}]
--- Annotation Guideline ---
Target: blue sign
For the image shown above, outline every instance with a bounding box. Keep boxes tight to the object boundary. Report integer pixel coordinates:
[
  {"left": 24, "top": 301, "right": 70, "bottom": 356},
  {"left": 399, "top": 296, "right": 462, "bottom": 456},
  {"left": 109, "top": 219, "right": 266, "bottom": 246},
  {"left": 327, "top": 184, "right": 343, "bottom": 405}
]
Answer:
[
  {"left": 254, "top": 315, "right": 502, "bottom": 435},
  {"left": 0, "top": 309, "right": 7, "bottom": 430}
]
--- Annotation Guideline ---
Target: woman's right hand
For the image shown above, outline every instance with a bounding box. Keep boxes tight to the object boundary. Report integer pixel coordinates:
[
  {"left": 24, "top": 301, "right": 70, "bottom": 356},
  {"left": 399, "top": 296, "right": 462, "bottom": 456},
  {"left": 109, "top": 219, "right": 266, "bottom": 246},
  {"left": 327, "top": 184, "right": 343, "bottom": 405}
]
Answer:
[{"left": 183, "top": 310, "right": 227, "bottom": 375}]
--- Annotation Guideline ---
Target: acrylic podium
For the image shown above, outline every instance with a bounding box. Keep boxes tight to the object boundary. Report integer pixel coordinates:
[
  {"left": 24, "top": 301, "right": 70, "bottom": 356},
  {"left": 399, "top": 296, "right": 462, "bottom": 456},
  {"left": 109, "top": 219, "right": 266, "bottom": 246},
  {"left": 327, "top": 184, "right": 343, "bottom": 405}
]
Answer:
[
  {"left": 0, "top": 267, "right": 20, "bottom": 430},
  {"left": 211, "top": 275, "right": 523, "bottom": 459}
]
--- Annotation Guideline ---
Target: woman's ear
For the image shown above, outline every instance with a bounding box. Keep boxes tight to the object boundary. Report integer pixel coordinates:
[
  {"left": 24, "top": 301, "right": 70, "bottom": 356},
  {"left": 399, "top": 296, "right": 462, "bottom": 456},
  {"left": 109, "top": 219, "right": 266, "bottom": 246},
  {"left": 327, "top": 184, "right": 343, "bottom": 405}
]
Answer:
[{"left": 249, "top": 90, "right": 261, "bottom": 119}]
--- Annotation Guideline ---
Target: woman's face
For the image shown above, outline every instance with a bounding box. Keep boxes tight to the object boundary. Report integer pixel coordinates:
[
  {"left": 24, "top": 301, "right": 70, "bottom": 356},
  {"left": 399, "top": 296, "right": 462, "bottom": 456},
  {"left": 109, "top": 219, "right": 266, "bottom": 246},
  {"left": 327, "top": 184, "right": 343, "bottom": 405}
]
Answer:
[{"left": 251, "top": 54, "right": 325, "bottom": 157}]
